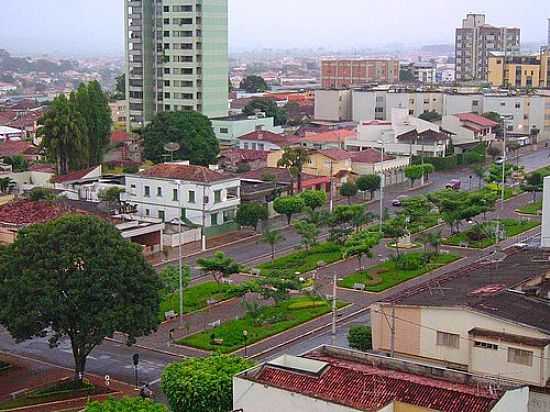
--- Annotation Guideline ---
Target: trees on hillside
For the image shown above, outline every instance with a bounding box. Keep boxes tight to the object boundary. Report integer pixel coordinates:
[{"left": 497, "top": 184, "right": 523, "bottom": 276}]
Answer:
[
  {"left": 0, "top": 215, "right": 162, "bottom": 382},
  {"left": 143, "top": 111, "right": 220, "bottom": 165},
  {"left": 239, "top": 75, "right": 269, "bottom": 93}
]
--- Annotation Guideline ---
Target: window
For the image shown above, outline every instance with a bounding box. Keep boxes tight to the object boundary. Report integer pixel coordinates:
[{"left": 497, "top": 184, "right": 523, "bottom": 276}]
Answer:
[
  {"left": 188, "top": 190, "right": 196, "bottom": 203},
  {"left": 210, "top": 213, "right": 218, "bottom": 226},
  {"left": 181, "top": 208, "right": 186, "bottom": 220},
  {"left": 145, "top": 209, "right": 150, "bottom": 216},
  {"left": 214, "top": 190, "right": 222, "bottom": 203},
  {"left": 515, "top": 103, "right": 521, "bottom": 109},
  {"left": 436, "top": 331, "right": 460, "bottom": 348},
  {"left": 223, "top": 210, "right": 235, "bottom": 223},
  {"left": 173, "top": 189, "right": 178, "bottom": 201},
  {"left": 474, "top": 341, "right": 498, "bottom": 350},
  {"left": 508, "top": 348, "right": 533, "bottom": 366},
  {"left": 157, "top": 187, "right": 162, "bottom": 197},
  {"left": 220, "top": 127, "right": 229, "bottom": 134},
  {"left": 158, "top": 210, "right": 166, "bottom": 221},
  {"left": 144, "top": 186, "right": 150, "bottom": 197}
]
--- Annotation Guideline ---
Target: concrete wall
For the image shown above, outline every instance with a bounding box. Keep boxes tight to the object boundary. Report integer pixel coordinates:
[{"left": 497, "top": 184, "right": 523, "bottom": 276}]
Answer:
[
  {"left": 211, "top": 116, "right": 282, "bottom": 144},
  {"left": 490, "top": 387, "right": 529, "bottom": 412},
  {"left": 314, "top": 89, "right": 353, "bottom": 121}
]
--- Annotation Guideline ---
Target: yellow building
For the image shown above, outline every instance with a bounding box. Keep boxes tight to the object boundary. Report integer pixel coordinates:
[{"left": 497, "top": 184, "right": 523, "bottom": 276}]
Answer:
[
  {"left": 488, "top": 51, "right": 550, "bottom": 88},
  {"left": 267, "top": 148, "right": 352, "bottom": 178}
]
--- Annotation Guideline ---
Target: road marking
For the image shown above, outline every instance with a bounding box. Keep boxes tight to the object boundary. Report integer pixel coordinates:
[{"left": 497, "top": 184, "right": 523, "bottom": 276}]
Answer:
[{"left": 148, "top": 377, "right": 161, "bottom": 385}]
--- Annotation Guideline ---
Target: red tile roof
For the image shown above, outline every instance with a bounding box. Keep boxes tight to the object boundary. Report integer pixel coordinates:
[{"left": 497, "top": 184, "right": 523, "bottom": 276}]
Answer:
[
  {"left": 362, "top": 120, "right": 392, "bottom": 126},
  {"left": 220, "top": 148, "right": 268, "bottom": 162},
  {"left": 317, "top": 148, "right": 353, "bottom": 161},
  {"left": 0, "top": 141, "right": 39, "bottom": 158},
  {"left": 52, "top": 166, "right": 99, "bottom": 183},
  {"left": 140, "top": 163, "right": 231, "bottom": 183},
  {"left": 255, "top": 354, "right": 500, "bottom": 412},
  {"left": 240, "top": 167, "right": 326, "bottom": 185},
  {"left": 110, "top": 130, "right": 131, "bottom": 144},
  {"left": 0, "top": 200, "right": 90, "bottom": 226},
  {"left": 303, "top": 129, "right": 356, "bottom": 144},
  {"left": 350, "top": 148, "right": 395, "bottom": 164},
  {"left": 457, "top": 113, "right": 498, "bottom": 128},
  {"left": 239, "top": 130, "right": 300, "bottom": 146},
  {"left": 0, "top": 111, "right": 17, "bottom": 125}
]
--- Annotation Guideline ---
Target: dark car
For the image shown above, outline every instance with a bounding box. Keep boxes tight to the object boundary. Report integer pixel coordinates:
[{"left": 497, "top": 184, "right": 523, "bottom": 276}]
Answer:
[{"left": 446, "top": 179, "right": 461, "bottom": 190}]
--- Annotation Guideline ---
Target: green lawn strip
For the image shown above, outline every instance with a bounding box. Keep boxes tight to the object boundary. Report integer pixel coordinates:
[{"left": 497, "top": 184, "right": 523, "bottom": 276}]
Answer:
[
  {"left": 338, "top": 253, "right": 460, "bottom": 293},
  {"left": 257, "top": 242, "right": 343, "bottom": 278},
  {"left": 0, "top": 380, "right": 109, "bottom": 411},
  {"left": 516, "top": 201, "right": 542, "bottom": 215},
  {"left": 176, "top": 297, "right": 346, "bottom": 353},
  {"left": 159, "top": 281, "right": 242, "bottom": 320},
  {"left": 443, "top": 219, "right": 540, "bottom": 249}
]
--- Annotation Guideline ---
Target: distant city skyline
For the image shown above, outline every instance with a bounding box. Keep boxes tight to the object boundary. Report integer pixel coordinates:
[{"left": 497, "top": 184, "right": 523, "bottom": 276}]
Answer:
[{"left": 0, "top": 0, "right": 549, "bottom": 57}]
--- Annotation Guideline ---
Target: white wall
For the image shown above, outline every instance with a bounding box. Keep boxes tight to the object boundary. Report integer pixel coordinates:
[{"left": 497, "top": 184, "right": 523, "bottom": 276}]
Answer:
[
  {"left": 443, "top": 94, "right": 484, "bottom": 115},
  {"left": 490, "top": 387, "right": 529, "bottom": 412},
  {"left": 314, "top": 89, "right": 352, "bottom": 121},
  {"left": 541, "top": 176, "right": 550, "bottom": 248},
  {"left": 352, "top": 90, "right": 380, "bottom": 122},
  {"left": 239, "top": 139, "right": 281, "bottom": 151}
]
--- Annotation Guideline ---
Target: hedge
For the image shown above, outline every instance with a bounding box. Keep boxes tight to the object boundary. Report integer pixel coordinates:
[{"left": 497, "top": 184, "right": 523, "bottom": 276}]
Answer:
[{"left": 412, "top": 155, "right": 458, "bottom": 171}]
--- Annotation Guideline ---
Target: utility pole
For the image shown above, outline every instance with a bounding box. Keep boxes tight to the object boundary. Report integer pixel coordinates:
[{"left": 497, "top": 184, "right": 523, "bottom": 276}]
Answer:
[
  {"left": 378, "top": 142, "right": 385, "bottom": 234},
  {"left": 329, "top": 160, "right": 334, "bottom": 213},
  {"left": 178, "top": 216, "right": 183, "bottom": 327},
  {"left": 331, "top": 273, "right": 337, "bottom": 344},
  {"left": 496, "top": 116, "right": 509, "bottom": 246},
  {"left": 390, "top": 304, "right": 396, "bottom": 358}
]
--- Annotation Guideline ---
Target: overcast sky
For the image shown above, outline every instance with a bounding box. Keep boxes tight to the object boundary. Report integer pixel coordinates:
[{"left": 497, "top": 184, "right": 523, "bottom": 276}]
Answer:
[{"left": 1, "top": 0, "right": 549, "bottom": 57}]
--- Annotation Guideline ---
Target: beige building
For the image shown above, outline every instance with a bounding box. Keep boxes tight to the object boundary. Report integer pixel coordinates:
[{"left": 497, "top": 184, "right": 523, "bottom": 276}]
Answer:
[
  {"left": 109, "top": 100, "right": 128, "bottom": 128},
  {"left": 371, "top": 250, "right": 550, "bottom": 389},
  {"left": 488, "top": 51, "right": 550, "bottom": 88},
  {"left": 314, "top": 89, "right": 353, "bottom": 122},
  {"left": 268, "top": 148, "right": 352, "bottom": 178}
]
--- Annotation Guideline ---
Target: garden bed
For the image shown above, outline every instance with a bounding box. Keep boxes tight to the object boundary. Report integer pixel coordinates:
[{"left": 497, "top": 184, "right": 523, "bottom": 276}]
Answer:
[
  {"left": 160, "top": 281, "right": 243, "bottom": 319},
  {"left": 177, "top": 297, "right": 345, "bottom": 353},
  {"left": 338, "top": 253, "right": 461, "bottom": 292},
  {"left": 257, "top": 242, "right": 343, "bottom": 278},
  {"left": 443, "top": 219, "right": 540, "bottom": 249},
  {"left": 0, "top": 379, "right": 111, "bottom": 411},
  {"left": 516, "top": 201, "right": 542, "bottom": 215}
]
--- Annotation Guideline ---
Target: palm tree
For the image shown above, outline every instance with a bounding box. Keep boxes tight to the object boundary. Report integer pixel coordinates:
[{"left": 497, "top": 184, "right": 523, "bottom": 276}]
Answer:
[{"left": 261, "top": 229, "right": 285, "bottom": 262}]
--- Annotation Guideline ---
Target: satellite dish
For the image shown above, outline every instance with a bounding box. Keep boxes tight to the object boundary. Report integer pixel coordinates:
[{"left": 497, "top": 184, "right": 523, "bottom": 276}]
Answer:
[{"left": 164, "top": 142, "right": 181, "bottom": 153}]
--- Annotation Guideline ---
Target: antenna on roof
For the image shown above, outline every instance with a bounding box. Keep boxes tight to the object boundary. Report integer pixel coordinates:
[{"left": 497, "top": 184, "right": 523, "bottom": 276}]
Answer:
[{"left": 163, "top": 142, "right": 181, "bottom": 162}]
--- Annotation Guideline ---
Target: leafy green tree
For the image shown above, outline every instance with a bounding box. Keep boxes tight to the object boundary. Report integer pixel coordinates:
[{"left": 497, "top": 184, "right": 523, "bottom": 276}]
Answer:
[
  {"left": 472, "top": 164, "right": 487, "bottom": 189},
  {"left": 383, "top": 216, "right": 407, "bottom": 256},
  {"left": 258, "top": 277, "right": 300, "bottom": 303},
  {"left": 161, "top": 354, "right": 253, "bottom": 412},
  {"left": 356, "top": 174, "right": 380, "bottom": 200},
  {"left": 400, "top": 196, "right": 432, "bottom": 223},
  {"left": 273, "top": 195, "right": 305, "bottom": 224},
  {"left": 277, "top": 147, "right": 310, "bottom": 193},
  {"left": 159, "top": 264, "right": 191, "bottom": 297},
  {"left": 98, "top": 187, "right": 125, "bottom": 203},
  {"left": 299, "top": 190, "right": 327, "bottom": 210},
  {"left": 293, "top": 220, "right": 320, "bottom": 250},
  {"left": 486, "top": 163, "right": 513, "bottom": 184},
  {"left": 239, "top": 75, "right": 269, "bottom": 93},
  {"left": 38, "top": 93, "right": 88, "bottom": 175},
  {"left": 0, "top": 215, "right": 162, "bottom": 382},
  {"left": 4, "top": 155, "right": 28, "bottom": 172},
  {"left": 243, "top": 98, "right": 288, "bottom": 126},
  {"left": 405, "top": 165, "right": 424, "bottom": 188},
  {"left": 85, "top": 398, "right": 167, "bottom": 412},
  {"left": 421, "top": 163, "right": 435, "bottom": 182},
  {"left": 420, "top": 231, "right": 442, "bottom": 255},
  {"left": 343, "top": 230, "right": 380, "bottom": 269},
  {"left": 143, "top": 111, "right": 219, "bottom": 165},
  {"left": 27, "top": 187, "right": 58, "bottom": 201},
  {"left": 76, "top": 81, "right": 113, "bottom": 166},
  {"left": 418, "top": 111, "right": 442, "bottom": 122},
  {"left": 197, "top": 252, "right": 241, "bottom": 284},
  {"left": 522, "top": 171, "right": 544, "bottom": 202},
  {"left": 340, "top": 182, "right": 358, "bottom": 204},
  {"left": 235, "top": 202, "right": 268, "bottom": 231},
  {"left": 399, "top": 69, "right": 415, "bottom": 82},
  {"left": 261, "top": 228, "right": 285, "bottom": 262},
  {"left": 111, "top": 73, "right": 126, "bottom": 101},
  {"left": 347, "top": 325, "right": 372, "bottom": 351}
]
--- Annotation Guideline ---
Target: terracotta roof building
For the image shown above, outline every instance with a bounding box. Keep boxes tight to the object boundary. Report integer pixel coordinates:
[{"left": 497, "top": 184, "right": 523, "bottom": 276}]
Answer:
[
  {"left": 238, "top": 130, "right": 301, "bottom": 151},
  {"left": 140, "top": 163, "right": 230, "bottom": 183},
  {"left": 234, "top": 346, "right": 529, "bottom": 412}
]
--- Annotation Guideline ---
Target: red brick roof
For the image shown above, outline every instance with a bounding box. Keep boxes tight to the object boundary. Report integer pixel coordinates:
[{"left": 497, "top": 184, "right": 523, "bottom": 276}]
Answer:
[
  {"left": 140, "top": 163, "right": 231, "bottom": 183},
  {"left": 52, "top": 166, "right": 99, "bottom": 183},
  {"left": 239, "top": 130, "right": 300, "bottom": 146},
  {"left": 110, "top": 130, "right": 131, "bottom": 144},
  {"left": 350, "top": 148, "right": 395, "bottom": 164},
  {"left": 240, "top": 167, "right": 325, "bottom": 185},
  {"left": 220, "top": 148, "right": 268, "bottom": 162},
  {"left": 303, "top": 129, "right": 356, "bottom": 144},
  {"left": 0, "top": 141, "right": 39, "bottom": 158},
  {"left": 457, "top": 113, "right": 498, "bottom": 128},
  {"left": 0, "top": 200, "right": 90, "bottom": 226},
  {"left": 317, "top": 148, "right": 353, "bottom": 161},
  {"left": 0, "top": 111, "right": 17, "bottom": 125},
  {"left": 255, "top": 354, "right": 500, "bottom": 412}
]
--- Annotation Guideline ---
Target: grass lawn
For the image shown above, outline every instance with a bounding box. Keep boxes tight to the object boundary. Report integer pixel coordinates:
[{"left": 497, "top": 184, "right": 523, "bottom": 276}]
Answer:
[
  {"left": 443, "top": 219, "right": 540, "bottom": 249},
  {"left": 257, "top": 242, "right": 343, "bottom": 278},
  {"left": 338, "top": 253, "right": 460, "bottom": 292},
  {"left": 159, "top": 281, "right": 242, "bottom": 319},
  {"left": 517, "top": 201, "right": 542, "bottom": 215},
  {"left": 177, "top": 297, "right": 345, "bottom": 353},
  {"left": 0, "top": 380, "right": 109, "bottom": 411}
]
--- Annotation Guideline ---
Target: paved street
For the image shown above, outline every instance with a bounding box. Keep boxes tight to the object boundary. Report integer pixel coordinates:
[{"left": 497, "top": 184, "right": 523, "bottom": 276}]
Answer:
[{"left": 1, "top": 147, "right": 548, "bottom": 391}]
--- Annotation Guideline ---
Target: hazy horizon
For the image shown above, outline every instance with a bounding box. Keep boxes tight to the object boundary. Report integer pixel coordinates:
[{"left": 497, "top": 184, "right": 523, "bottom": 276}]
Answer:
[{"left": 1, "top": 0, "right": 549, "bottom": 58}]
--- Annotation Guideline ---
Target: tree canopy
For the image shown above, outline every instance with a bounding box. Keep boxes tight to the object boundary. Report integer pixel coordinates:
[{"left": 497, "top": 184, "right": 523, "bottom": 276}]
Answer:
[
  {"left": 235, "top": 202, "right": 268, "bottom": 230},
  {"left": 161, "top": 354, "right": 253, "bottom": 412},
  {"left": 239, "top": 75, "right": 269, "bottom": 93},
  {"left": 277, "top": 147, "right": 310, "bottom": 193},
  {"left": 197, "top": 252, "right": 241, "bottom": 284},
  {"left": 243, "top": 99, "right": 288, "bottom": 126},
  {"left": 418, "top": 110, "right": 442, "bottom": 122},
  {"left": 299, "top": 190, "right": 327, "bottom": 210},
  {"left": 340, "top": 182, "right": 358, "bottom": 204},
  {"left": 143, "top": 111, "right": 220, "bottom": 165},
  {"left": 0, "top": 214, "right": 162, "bottom": 381},
  {"left": 356, "top": 175, "right": 380, "bottom": 200},
  {"left": 273, "top": 195, "right": 305, "bottom": 224}
]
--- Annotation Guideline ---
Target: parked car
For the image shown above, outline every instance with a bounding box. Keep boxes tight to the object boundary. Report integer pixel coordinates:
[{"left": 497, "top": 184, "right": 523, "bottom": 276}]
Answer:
[
  {"left": 494, "top": 156, "right": 505, "bottom": 165},
  {"left": 446, "top": 179, "right": 461, "bottom": 190},
  {"left": 392, "top": 195, "right": 408, "bottom": 207}
]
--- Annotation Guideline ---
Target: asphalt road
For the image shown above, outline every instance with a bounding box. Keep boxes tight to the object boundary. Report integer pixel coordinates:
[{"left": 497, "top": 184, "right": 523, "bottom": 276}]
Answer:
[{"left": 1, "top": 147, "right": 548, "bottom": 390}]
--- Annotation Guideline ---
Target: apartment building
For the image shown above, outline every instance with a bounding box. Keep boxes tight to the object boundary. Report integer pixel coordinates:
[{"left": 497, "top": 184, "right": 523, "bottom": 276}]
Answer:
[
  {"left": 320, "top": 59, "right": 399, "bottom": 89},
  {"left": 124, "top": 162, "right": 240, "bottom": 227},
  {"left": 210, "top": 114, "right": 283, "bottom": 146},
  {"left": 488, "top": 51, "right": 550, "bottom": 88},
  {"left": 124, "top": 0, "right": 228, "bottom": 129},
  {"left": 455, "top": 14, "right": 520, "bottom": 82},
  {"left": 371, "top": 249, "right": 550, "bottom": 389},
  {"left": 314, "top": 89, "right": 353, "bottom": 121}
]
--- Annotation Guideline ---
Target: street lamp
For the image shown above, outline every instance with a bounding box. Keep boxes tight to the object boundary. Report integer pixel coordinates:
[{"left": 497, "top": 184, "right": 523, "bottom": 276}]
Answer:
[
  {"left": 377, "top": 139, "right": 385, "bottom": 234},
  {"left": 171, "top": 216, "right": 184, "bottom": 327},
  {"left": 243, "top": 330, "right": 248, "bottom": 357}
]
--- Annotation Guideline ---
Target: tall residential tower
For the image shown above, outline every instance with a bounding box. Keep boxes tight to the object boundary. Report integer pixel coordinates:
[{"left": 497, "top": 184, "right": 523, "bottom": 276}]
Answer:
[
  {"left": 455, "top": 14, "right": 520, "bottom": 82},
  {"left": 125, "top": 0, "right": 229, "bottom": 129}
]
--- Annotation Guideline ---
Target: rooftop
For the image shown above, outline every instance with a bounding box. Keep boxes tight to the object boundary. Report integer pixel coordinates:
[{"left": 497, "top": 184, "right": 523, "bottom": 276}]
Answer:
[
  {"left": 350, "top": 148, "right": 395, "bottom": 164},
  {"left": 52, "top": 166, "right": 100, "bottom": 184},
  {"left": 0, "top": 200, "right": 92, "bottom": 226},
  {"left": 456, "top": 113, "right": 498, "bottom": 128},
  {"left": 220, "top": 148, "right": 268, "bottom": 162},
  {"left": 240, "top": 166, "right": 327, "bottom": 185},
  {"left": 139, "top": 163, "right": 233, "bottom": 183},
  {"left": 239, "top": 130, "right": 300, "bottom": 146},
  {"left": 0, "top": 141, "right": 39, "bottom": 158},
  {"left": 240, "top": 346, "right": 511, "bottom": 412},
  {"left": 302, "top": 129, "right": 357, "bottom": 144},
  {"left": 317, "top": 148, "right": 353, "bottom": 161}
]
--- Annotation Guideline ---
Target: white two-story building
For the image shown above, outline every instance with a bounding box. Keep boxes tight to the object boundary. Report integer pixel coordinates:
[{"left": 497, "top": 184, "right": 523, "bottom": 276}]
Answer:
[{"left": 124, "top": 162, "right": 241, "bottom": 228}]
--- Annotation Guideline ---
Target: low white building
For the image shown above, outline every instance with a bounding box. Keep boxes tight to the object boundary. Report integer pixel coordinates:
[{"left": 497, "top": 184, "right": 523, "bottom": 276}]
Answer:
[
  {"left": 238, "top": 130, "right": 300, "bottom": 151},
  {"left": 124, "top": 162, "right": 241, "bottom": 228},
  {"left": 210, "top": 113, "right": 283, "bottom": 146},
  {"left": 442, "top": 112, "right": 498, "bottom": 147}
]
